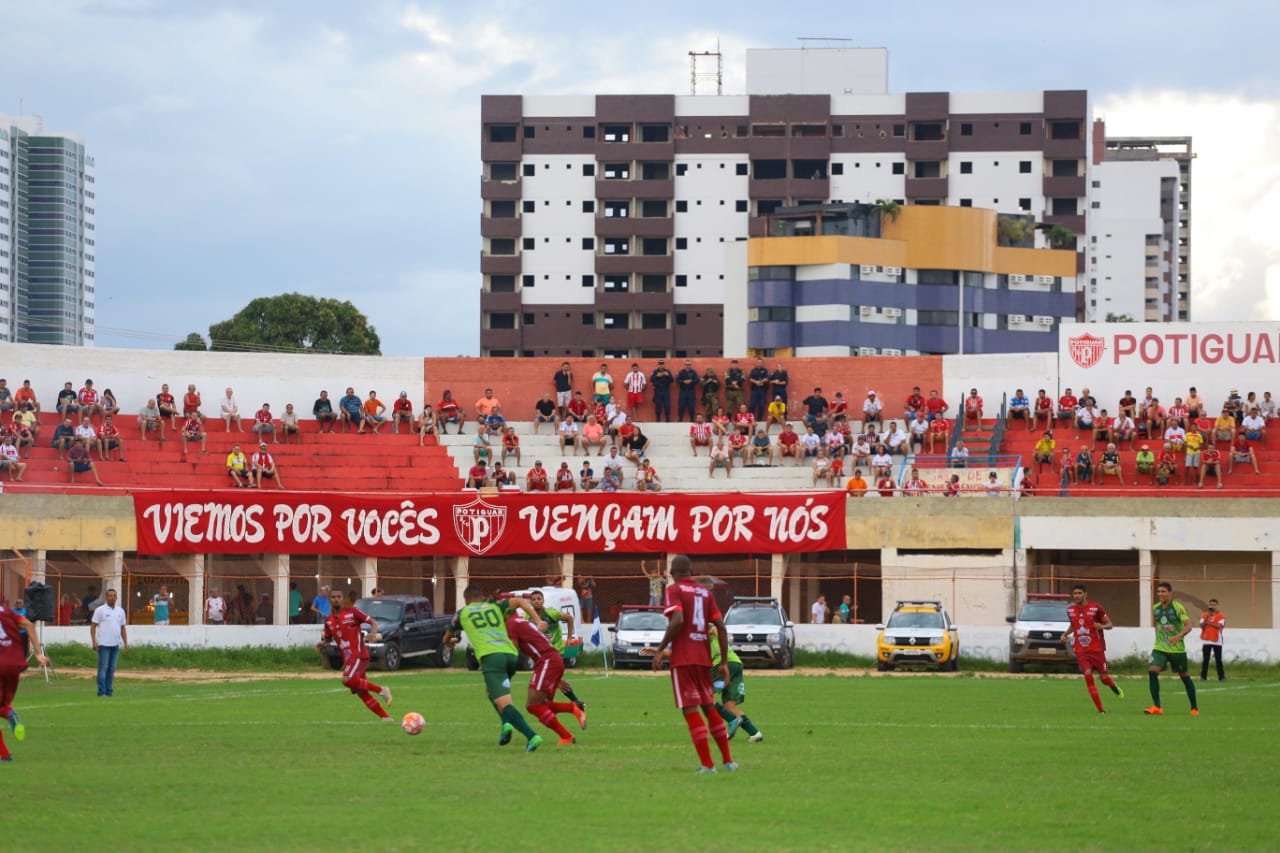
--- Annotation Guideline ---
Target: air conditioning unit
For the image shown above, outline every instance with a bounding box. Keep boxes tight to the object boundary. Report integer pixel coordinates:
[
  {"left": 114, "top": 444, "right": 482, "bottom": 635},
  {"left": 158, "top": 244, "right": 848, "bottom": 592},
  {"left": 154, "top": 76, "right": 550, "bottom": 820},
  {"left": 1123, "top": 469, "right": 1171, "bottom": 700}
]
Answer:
[
  {"left": 1009, "top": 274, "right": 1027, "bottom": 284},
  {"left": 1008, "top": 314, "right": 1026, "bottom": 327},
  {"left": 858, "top": 346, "right": 878, "bottom": 356},
  {"left": 1036, "top": 275, "right": 1056, "bottom": 285},
  {"left": 1035, "top": 315, "right": 1056, "bottom": 327},
  {"left": 858, "top": 305, "right": 874, "bottom": 317},
  {"left": 884, "top": 266, "right": 902, "bottom": 276},
  {"left": 883, "top": 307, "right": 902, "bottom": 319},
  {"left": 881, "top": 347, "right": 903, "bottom": 356},
  {"left": 860, "top": 264, "right": 877, "bottom": 276}
]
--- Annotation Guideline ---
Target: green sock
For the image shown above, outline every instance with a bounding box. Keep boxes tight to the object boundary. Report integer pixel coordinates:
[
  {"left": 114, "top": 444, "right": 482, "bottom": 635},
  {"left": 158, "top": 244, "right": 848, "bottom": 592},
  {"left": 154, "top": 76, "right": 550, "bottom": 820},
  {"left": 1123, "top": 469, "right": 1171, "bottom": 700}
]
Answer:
[
  {"left": 1182, "top": 675, "right": 1198, "bottom": 710},
  {"left": 716, "top": 705, "right": 737, "bottom": 724},
  {"left": 1148, "top": 671, "right": 1161, "bottom": 707},
  {"left": 500, "top": 704, "right": 537, "bottom": 739},
  {"left": 561, "top": 686, "right": 582, "bottom": 704},
  {"left": 740, "top": 715, "right": 760, "bottom": 736}
]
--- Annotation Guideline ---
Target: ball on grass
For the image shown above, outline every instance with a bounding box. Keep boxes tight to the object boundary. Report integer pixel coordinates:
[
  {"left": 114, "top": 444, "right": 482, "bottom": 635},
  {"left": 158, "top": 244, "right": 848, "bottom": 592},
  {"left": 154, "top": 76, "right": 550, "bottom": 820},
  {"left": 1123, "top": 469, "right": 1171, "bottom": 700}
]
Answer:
[{"left": 401, "top": 712, "right": 426, "bottom": 736}]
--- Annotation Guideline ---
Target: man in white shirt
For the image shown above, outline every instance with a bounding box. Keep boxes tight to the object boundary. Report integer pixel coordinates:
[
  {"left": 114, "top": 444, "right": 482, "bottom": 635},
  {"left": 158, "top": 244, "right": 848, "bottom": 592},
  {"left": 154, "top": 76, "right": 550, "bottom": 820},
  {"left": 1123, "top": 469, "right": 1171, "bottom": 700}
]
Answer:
[
  {"left": 950, "top": 439, "right": 971, "bottom": 468},
  {"left": 810, "top": 595, "right": 829, "bottom": 624},
  {"left": 75, "top": 416, "right": 103, "bottom": 460},
  {"left": 1241, "top": 408, "right": 1267, "bottom": 442},
  {"left": 884, "top": 422, "right": 910, "bottom": 455},
  {"left": 252, "top": 443, "right": 284, "bottom": 490},
  {"left": 862, "top": 391, "right": 883, "bottom": 426},
  {"left": 558, "top": 416, "right": 579, "bottom": 457},
  {"left": 205, "top": 589, "right": 227, "bottom": 625},
  {"left": 0, "top": 436, "right": 26, "bottom": 482},
  {"left": 602, "top": 446, "right": 625, "bottom": 481},
  {"left": 220, "top": 387, "right": 242, "bottom": 432},
  {"left": 90, "top": 589, "right": 129, "bottom": 697},
  {"left": 909, "top": 413, "right": 929, "bottom": 453},
  {"left": 623, "top": 363, "right": 647, "bottom": 414}
]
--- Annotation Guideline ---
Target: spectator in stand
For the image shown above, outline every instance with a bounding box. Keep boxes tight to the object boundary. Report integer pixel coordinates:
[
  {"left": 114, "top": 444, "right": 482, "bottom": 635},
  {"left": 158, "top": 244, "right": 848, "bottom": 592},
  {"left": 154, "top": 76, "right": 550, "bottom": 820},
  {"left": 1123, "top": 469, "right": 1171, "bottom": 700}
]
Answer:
[
  {"left": 14, "top": 379, "right": 39, "bottom": 413},
  {"left": 689, "top": 412, "right": 713, "bottom": 457},
  {"left": 360, "top": 391, "right": 386, "bottom": 434},
  {"left": 769, "top": 362, "right": 790, "bottom": 410},
  {"left": 1167, "top": 396, "right": 1189, "bottom": 429},
  {"left": 649, "top": 359, "right": 674, "bottom": 423},
  {"left": 0, "top": 378, "right": 11, "bottom": 415},
  {"left": 829, "top": 392, "right": 849, "bottom": 424},
  {"left": 850, "top": 433, "right": 873, "bottom": 468},
  {"left": 600, "top": 462, "right": 622, "bottom": 492},
  {"left": 1155, "top": 443, "right": 1178, "bottom": 486},
  {"left": 1164, "top": 419, "right": 1187, "bottom": 453},
  {"left": 637, "top": 459, "right": 662, "bottom": 492},
  {"left": 924, "top": 416, "right": 948, "bottom": 455},
  {"left": 579, "top": 415, "right": 607, "bottom": 456},
  {"left": 1227, "top": 433, "right": 1261, "bottom": 475},
  {"left": 871, "top": 444, "right": 893, "bottom": 478},
  {"left": 963, "top": 388, "right": 984, "bottom": 430},
  {"left": 502, "top": 425, "right": 522, "bottom": 466},
  {"left": 843, "top": 467, "right": 868, "bottom": 496},
  {"left": 750, "top": 428, "right": 774, "bottom": 465},
  {"left": 220, "top": 387, "right": 242, "bottom": 432},
  {"left": 925, "top": 389, "right": 949, "bottom": 422},
  {"left": 52, "top": 417, "right": 77, "bottom": 460},
  {"left": 1259, "top": 391, "right": 1276, "bottom": 421},
  {"left": 156, "top": 383, "right": 179, "bottom": 429},
  {"left": 862, "top": 390, "right": 883, "bottom": 428},
  {"left": 182, "top": 384, "right": 203, "bottom": 422},
  {"left": 553, "top": 361, "right": 574, "bottom": 420},
  {"left": 13, "top": 406, "right": 38, "bottom": 455},
  {"left": 75, "top": 416, "right": 103, "bottom": 460},
  {"left": 474, "top": 387, "right": 501, "bottom": 422},
  {"left": 1135, "top": 386, "right": 1155, "bottom": 427},
  {"left": 79, "top": 379, "right": 103, "bottom": 422},
  {"left": 253, "top": 402, "right": 277, "bottom": 444},
  {"left": 800, "top": 424, "right": 822, "bottom": 459},
  {"left": 526, "top": 460, "right": 549, "bottom": 492},
  {"left": 553, "top": 461, "right": 575, "bottom": 491},
  {"left": 67, "top": 437, "right": 104, "bottom": 486},
  {"left": 1033, "top": 431, "right": 1056, "bottom": 473},
  {"left": 1097, "top": 443, "right": 1126, "bottom": 485},
  {"left": 949, "top": 438, "right": 970, "bottom": 469},
  {"left": 465, "top": 459, "right": 490, "bottom": 489},
  {"left": 811, "top": 446, "right": 835, "bottom": 487},
  {"left": 1135, "top": 444, "right": 1156, "bottom": 485},
  {"left": 602, "top": 445, "right": 624, "bottom": 479},
  {"left": 622, "top": 423, "right": 650, "bottom": 464},
  {"left": 57, "top": 381, "right": 80, "bottom": 419},
  {"left": 709, "top": 439, "right": 732, "bottom": 480},
  {"left": 558, "top": 415, "right": 579, "bottom": 457},
  {"left": 491, "top": 461, "right": 516, "bottom": 488},
  {"left": 700, "top": 366, "right": 721, "bottom": 419},
  {"left": 1074, "top": 446, "right": 1095, "bottom": 485},
  {"left": 435, "top": 389, "right": 464, "bottom": 434},
  {"left": 944, "top": 474, "right": 961, "bottom": 497},
  {"left": 1115, "top": 410, "right": 1137, "bottom": 449},
  {"left": 101, "top": 388, "right": 119, "bottom": 420},
  {"left": 138, "top": 400, "right": 167, "bottom": 443},
  {"left": 883, "top": 421, "right": 909, "bottom": 456},
  {"left": 1184, "top": 427, "right": 1204, "bottom": 484},
  {"left": 908, "top": 412, "right": 929, "bottom": 454},
  {"left": 1244, "top": 390, "right": 1260, "bottom": 418},
  {"left": 732, "top": 404, "right": 755, "bottom": 436},
  {"left": 1224, "top": 388, "right": 1245, "bottom": 424},
  {"left": 623, "top": 362, "right": 647, "bottom": 415},
  {"left": 472, "top": 426, "right": 493, "bottom": 465},
  {"left": 0, "top": 435, "right": 27, "bottom": 482},
  {"left": 1057, "top": 387, "right": 1078, "bottom": 427},
  {"left": 1074, "top": 398, "right": 1097, "bottom": 441},
  {"left": 252, "top": 443, "right": 284, "bottom": 489},
  {"left": 415, "top": 403, "right": 437, "bottom": 444},
  {"left": 876, "top": 472, "right": 898, "bottom": 498},
  {"left": 802, "top": 387, "right": 830, "bottom": 436},
  {"left": 533, "top": 392, "right": 556, "bottom": 434},
  {"left": 1241, "top": 407, "right": 1267, "bottom": 442},
  {"left": 747, "top": 356, "right": 770, "bottom": 420},
  {"left": 727, "top": 427, "right": 750, "bottom": 465},
  {"left": 822, "top": 424, "right": 846, "bottom": 459},
  {"left": 1212, "top": 408, "right": 1236, "bottom": 444},
  {"left": 591, "top": 363, "right": 614, "bottom": 406},
  {"left": 777, "top": 423, "right": 801, "bottom": 466},
  {"left": 1007, "top": 389, "right": 1030, "bottom": 429},
  {"left": 181, "top": 414, "right": 207, "bottom": 455},
  {"left": 710, "top": 405, "right": 731, "bottom": 438},
  {"left": 904, "top": 386, "right": 925, "bottom": 423},
  {"left": 226, "top": 443, "right": 251, "bottom": 487},
  {"left": 391, "top": 392, "right": 415, "bottom": 435},
  {"left": 1118, "top": 388, "right": 1138, "bottom": 422},
  {"left": 765, "top": 396, "right": 787, "bottom": 432},
  {"left": 279, "top": 403, "right": 300, "bottom": 444},
  {"left": 1199, "top": 443, "right": 1224, "bottom": 489},
  {"left": 903, "top": 468, "right": 928, "bottom": 496},
  {"left": 1092, "top": 409, "right": 1115, "bottom": 446},
  {"left": 312, "top": 390, "right": 336, "bottom": 433},
  {"left": 99, "top": 415, "right": 126, "bottom": 461},
  {"left": 485, "top": 405, "right": 507, "bottom": 437},
  {"left": 1144, "top": 397, "right": 1167, "bottom": 440},
  {"left": 1014, "top": 466, "right": 1035, "bottom": 498},
  {"left": 675, "top": 359, "right": 699, "bottom": 422},
  {"left": 983, "top": 471, "right": 1004, "bottom": 497}
]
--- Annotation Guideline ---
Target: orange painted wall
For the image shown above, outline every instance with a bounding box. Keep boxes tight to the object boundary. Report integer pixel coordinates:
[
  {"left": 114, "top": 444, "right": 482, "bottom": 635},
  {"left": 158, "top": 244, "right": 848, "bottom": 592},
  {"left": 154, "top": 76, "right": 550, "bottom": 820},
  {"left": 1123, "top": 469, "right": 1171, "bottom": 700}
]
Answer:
[{"left": 423, "top": 356, "right": 944, "bottom": 427}]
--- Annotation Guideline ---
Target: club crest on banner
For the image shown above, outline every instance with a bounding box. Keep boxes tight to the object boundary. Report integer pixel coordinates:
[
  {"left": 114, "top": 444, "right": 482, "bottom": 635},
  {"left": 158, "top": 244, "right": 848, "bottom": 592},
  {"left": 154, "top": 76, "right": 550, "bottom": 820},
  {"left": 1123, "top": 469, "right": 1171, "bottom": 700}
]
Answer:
[
  {"left": 1068, "top": 333, "right": 1106, "bottom": 369},
  {"left": 452, "top": 496, "right": 508, "bottom": 555}
]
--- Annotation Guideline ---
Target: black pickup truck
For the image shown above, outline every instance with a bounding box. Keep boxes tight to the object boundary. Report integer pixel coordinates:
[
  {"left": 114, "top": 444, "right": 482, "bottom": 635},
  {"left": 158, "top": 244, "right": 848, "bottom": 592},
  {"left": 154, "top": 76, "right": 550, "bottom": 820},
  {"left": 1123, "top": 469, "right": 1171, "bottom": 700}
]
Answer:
[{"left": 318, "top": 595, "right": 454, "bottom": 672}]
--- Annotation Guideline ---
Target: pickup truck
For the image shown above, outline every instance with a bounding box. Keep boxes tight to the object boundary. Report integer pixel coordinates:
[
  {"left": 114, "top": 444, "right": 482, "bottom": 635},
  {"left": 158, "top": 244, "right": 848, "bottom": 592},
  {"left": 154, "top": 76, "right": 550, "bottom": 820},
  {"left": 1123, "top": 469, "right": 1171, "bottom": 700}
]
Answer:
[{"left": 318, "top": 595, "right": 454, "bottom": 672}]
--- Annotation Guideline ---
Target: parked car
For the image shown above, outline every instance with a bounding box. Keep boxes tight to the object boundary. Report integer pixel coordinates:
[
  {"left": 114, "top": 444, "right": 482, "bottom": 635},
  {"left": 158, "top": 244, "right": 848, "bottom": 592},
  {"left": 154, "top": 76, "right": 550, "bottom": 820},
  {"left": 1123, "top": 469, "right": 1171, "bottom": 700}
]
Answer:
[
  {"left": 1007, "top": 593, "right": 1074, "bottom": 673},
  {"left": 609, "top": 606, "right": 668, "bottom": 669},
  {"left": 723, "top": 596, "right": 796, "bottom": 669},
  {"left": 876, "top": 600, "right": 959, "bottom": 671},
  {"left": 317, "top": 595, "right": 454, "bottom": 672}
]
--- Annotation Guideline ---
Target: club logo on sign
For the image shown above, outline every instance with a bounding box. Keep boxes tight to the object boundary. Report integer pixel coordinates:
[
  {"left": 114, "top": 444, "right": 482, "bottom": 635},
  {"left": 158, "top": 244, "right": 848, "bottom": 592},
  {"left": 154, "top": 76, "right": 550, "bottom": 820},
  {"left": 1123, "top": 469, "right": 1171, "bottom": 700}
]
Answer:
[
  {"left": 1068, "top": 333, "right": 1106, "bottom": 369},
  {"left": 452, "top": 496, "right": 507, "bottom": 555}
]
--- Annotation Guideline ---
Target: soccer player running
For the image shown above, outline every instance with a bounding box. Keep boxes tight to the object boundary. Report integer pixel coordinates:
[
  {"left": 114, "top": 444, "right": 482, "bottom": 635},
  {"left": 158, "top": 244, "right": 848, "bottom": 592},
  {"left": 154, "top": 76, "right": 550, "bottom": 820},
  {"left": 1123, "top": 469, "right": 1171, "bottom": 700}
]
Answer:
[
  {"left": 1061, "top": 583, "right": 1124, "bottom": 713},
  {"left": 528, "top": 590, "right": 588, "bottom": 714},
  {"left": 442, "top": 586, "right": 546, "bottom": 752},
  {"left": 708, "top": 623, "right": 764, "bottom": 742},
  {"left": 644, "top": 555, "right": 736, "bottom": 774},
  {"left": 0, "top": 602, "right": 48, "bottom": 761},
  {"left": 313, "top": 589, "right": 393, "bottom": 721},
  {"left": 1145, "top": 581, "right": 1199, "bottom": 716},
  {"left": 505, "top": 611, "right": 587, "bottom": 745}
]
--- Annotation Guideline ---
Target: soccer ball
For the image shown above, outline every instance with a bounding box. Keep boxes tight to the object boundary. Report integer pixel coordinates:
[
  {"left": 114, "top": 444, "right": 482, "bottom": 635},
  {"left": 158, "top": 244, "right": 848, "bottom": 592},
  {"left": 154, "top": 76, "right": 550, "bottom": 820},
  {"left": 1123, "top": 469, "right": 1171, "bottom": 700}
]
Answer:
[{"left": 401, "top": 712, "right": 426, "bottom": 736}]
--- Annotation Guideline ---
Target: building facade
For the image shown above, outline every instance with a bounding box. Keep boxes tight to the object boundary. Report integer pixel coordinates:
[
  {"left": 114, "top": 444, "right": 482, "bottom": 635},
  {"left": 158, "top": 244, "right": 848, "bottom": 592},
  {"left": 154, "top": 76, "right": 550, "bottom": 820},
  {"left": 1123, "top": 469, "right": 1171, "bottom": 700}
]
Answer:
[{"left": 1, "top": 114, "right": 96, "bottom": 346}]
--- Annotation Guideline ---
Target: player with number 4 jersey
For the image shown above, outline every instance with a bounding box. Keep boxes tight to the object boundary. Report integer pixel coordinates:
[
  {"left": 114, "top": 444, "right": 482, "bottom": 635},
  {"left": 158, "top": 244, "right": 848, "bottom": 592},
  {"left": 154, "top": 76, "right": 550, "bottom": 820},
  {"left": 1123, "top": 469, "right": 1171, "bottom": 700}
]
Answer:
[{"left": 1062, "top": 584, "right": 1124, "bottom": 713}]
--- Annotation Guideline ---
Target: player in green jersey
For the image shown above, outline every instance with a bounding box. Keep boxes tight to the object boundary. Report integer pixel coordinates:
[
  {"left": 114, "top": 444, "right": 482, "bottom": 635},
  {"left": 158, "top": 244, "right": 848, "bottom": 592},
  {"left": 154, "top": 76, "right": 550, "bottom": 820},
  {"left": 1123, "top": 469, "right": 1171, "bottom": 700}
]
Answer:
[
  {"left": 528, "top": 590, "right": 587, "bottom": 713},
  {"left": 443, "top": 585, "right": 547, "bottom": 751},
  {"left": 1145, "top": 581, "right": 1199, "bottom": 716},
  {"left": 709, "top": 624, "right": 764, "bottom": 743}
]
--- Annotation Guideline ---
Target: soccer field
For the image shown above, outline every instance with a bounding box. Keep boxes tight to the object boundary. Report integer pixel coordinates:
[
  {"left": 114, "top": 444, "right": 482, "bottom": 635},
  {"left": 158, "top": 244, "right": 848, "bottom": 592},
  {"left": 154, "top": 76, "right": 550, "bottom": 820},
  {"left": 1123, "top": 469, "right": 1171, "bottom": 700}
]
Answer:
[{"left": 16, "top": 666, "right": 1280, "bottom": 852}]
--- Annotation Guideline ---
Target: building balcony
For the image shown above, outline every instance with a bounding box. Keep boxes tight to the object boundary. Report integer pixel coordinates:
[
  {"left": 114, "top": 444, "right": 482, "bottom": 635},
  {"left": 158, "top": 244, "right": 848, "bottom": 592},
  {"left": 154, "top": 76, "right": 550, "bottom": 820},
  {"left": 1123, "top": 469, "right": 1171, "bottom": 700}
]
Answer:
[
  {"left": 904, "top": 176, "right": 948, "bottom": 199},
  {"left": 594, "top": 178, "right": 675, "bottom": 200},
  {"left": 595, "top": 216, "right": 675, "bottom": 239},
  {"left": 480, "top": 327, "right": 522, "bottom": 350},
  {"left": 480, "top": 290, "right": 523, "bottom": 312},
  {"left": 481, "top": 140, "right": 523, "bottom": 162},
  {"left": 481, "top": 179, "right": 522, "bottom": 200},
  {"left": 747, "top": 321, "right": 796, "bottom": 351},
  {"left": 594, "top": 327, "right": 675, "bottom": 349},
  {"left": 594, "top": 290, "right": 675, "bottom": 312},
  {"left": 594, "top": 141, "right": 674, "bottom": 161},
  {"left": 594, "top": 254, "right": 674, "bottom": 276},
  {"left": 1042, "top": 137, "right": 1086, "bottom": 159},
  {"left": 1042, "top": 214, "right": 1085, "bottom": 235},
  {"left": 786, "top": 137, "right": 831, "bottom": 159},
  {"left": 480, "top": 217, "right": 521, "bottom": 238},
  {"left": 1042, "top": 175, "right": 1086, "bottom": 198},
  {"left": 904, "top": 138, "right": 949, "bottom": 161},
  {"left": 480, "top": 255, "right": 522, "bottom": 276}
]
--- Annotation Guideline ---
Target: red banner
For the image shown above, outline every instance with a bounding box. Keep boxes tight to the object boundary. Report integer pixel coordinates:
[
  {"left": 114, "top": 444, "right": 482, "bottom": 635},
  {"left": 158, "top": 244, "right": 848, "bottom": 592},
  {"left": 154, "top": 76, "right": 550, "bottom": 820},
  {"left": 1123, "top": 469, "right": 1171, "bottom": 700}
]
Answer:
[{"left": 133, "top": 490, "right": 846, "bottom": 557}]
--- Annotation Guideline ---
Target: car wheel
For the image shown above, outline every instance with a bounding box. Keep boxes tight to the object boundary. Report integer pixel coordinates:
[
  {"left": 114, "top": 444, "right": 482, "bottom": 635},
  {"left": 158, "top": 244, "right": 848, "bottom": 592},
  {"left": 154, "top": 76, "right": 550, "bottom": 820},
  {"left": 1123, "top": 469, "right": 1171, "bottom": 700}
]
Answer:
[
  {"left": 876, "top": 661, "right": 890, "bottom": 672},
  {"left": 778, "top": 645, "right": 794, "bottom": 670},
  {"left": 434, "top": 639, "right": 453, "bottom": 669},
  {"left": 1008, "top": 659, "right": 1024, "bottom": 674},
  {"left": 382, "top": 642, "right": 403, "bottom": 672},
  {"left": 942, "top": 654, "right": 959, "bottom": 673},
  {"left": 325, "top": 655, "right": 342, "bottom": 671}
]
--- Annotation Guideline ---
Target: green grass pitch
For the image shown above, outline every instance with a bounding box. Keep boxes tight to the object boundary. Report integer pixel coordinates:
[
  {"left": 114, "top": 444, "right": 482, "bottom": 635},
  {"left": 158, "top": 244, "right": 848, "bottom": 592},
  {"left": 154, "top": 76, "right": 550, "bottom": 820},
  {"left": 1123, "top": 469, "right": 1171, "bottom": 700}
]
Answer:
[{"left": 14, "top": 666, "right": 1280, "bottom": 852}]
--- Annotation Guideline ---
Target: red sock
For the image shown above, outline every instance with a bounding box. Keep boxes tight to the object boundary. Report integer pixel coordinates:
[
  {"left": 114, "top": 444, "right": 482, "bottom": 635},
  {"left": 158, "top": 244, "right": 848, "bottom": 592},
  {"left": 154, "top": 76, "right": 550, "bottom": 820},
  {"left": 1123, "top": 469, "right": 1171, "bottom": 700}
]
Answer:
[
  {"left": 359, "top": 692, "right": 390, "bottom": 719},
  {"left": 0, "top": 730, "right": 8, "bottom": 760},
  {"left": 549, "top": 702, "right": 576, "bottom": 714},
  {"left": 683, "top": 710, "right": 714, "bottom": 768},
  {"left": 1084, "top": 673, "right": 1103, "bottom": 712},
  {"left": 529, "top": 703, "right": 573, "bottom": 739},
  {"left": 705, "top": 709, "right": 733, "bottom": 763}
]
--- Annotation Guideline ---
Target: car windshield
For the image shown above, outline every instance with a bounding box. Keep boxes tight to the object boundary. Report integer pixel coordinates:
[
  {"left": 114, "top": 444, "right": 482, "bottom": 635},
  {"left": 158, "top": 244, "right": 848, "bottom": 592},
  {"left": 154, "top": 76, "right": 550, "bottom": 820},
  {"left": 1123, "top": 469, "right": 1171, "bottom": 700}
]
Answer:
[
  {"left": 1019, "top": 602, "right": 1069, "bottom": 622},
  {"left": 617, "top": 611, "right": 667, "bottom": 631},
  {"left": 355, "top": 600, "right": 404, "bottom": 623},
  {"left": 725, "top": 605, "right": 782, "bottom": 627},
  {"left": 886, "top": 610, "right": 944, "bottom": 630}
]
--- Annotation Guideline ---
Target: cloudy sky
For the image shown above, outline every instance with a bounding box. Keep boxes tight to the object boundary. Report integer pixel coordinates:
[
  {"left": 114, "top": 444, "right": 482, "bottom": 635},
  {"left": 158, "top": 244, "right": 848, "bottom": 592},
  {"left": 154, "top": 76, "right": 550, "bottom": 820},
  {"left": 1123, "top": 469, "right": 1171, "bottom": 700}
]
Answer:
[{"left": 5, "top": 0, "right": 1278, "bottom": 355}]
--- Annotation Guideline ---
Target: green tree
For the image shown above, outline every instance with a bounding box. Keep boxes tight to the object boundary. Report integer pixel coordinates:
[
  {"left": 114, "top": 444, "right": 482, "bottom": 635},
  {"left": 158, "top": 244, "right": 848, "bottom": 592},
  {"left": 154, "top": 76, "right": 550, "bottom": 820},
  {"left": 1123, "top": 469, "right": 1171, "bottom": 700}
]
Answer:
[
  {"left": 874, "top": 198, "right": 902, "bottom": 223},
  {"left": 208, "top": 293, "right": 381, "bottom": 355},
  {"left": 1105, "top": 312, "right": 1137, "bottom": 323},
  {"left": 174, "top": 332, "right": 208, "bottom": 351}
]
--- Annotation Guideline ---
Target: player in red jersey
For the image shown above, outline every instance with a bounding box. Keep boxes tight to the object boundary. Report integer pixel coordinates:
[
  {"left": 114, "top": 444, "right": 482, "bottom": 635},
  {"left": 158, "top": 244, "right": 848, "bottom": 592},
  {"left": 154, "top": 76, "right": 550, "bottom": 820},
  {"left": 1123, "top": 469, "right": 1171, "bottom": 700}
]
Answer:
[
  {"left": 314, "top": 589, "right": 392, "bottom": 720},
  {"left": 645, "top": 555, "right": 736, "bottom": 773},
  {"left": 506, "top": 612, "right": 587, "bottom": 745},
  {"left": 0, "top": 602, "right": 48, "bottom": 760},
  {"left": 1061, "top": 583, "right": 1124, "bottom": 713}
]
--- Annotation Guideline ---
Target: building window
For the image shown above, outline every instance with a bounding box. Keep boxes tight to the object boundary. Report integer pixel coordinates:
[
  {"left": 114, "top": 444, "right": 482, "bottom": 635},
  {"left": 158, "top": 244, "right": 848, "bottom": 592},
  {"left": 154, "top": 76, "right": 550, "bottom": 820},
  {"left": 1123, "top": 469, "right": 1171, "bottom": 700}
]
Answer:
[
  {"left": 522, "top": 275, "right": 535, "bottom": 288},
  {"left": 676, "top": 163, "right": 688, "bottom": 176},
  {"left": 487, "top": 125, "right": 517, "bottom": 142},
  {"left": 642, "top": 238, "right": 668, "bottom": 256},
  {"left": 830, "top": 162, "right": 844, "bottom": 176},
  {"left": 603, "top": 163, "right": 630, "bottom": 180},
  {"left": 959, "top": 161, "right": 973, "bottom": 174},
  {"left": 641, "top": 275, "right": 666, "bottom": 293},
  {"left": 1019, "top": 121, "right": 1032, "bottom": 135},
  {"left": 490, "top": 239, "right": 515, "bottom": 255},
  {"left": 735, "top": 200, "right": 748, "bottom": 213},
  {"left": 582, "top": 313, "right": 594, "bottom": 326},
  {"left": 911, "top": 122, "right": 944, "bottom": 141},
  {"left": 642, "top": 199, "right": 668, "bottom": 217},
  {"left": 521, "top": 200, "right": 535, "bottom": 213},
  {"left": 603, "top": 238, "right": 630, "bottom": 255},
  {"left": 892, "top": 124, "right": 905, "bottom": 137},
  {"left": 675, "top": 238, "right": 688, "bottom": 250},
  {"left": 960, "top": 123, "right": 973, "bottom": 136},
  {"left": 582, "top": 200, "right": 595, "bottom": 213},
  {"left": 959, "top": 198, "right": 972, "bottom": 207},
  {"left": 675, "top": 313, "right": 688, "bottom": 326},
  {"left": 1019, "top": 198, "right": 1031, "bottom": 211},
  {"left": 523, "top": 163, "right": 536, "bottom": 177},
  {"left": 676, "top": 275, "right": 688, "bottom": 287},
  {"left": 489, "top": 312, "right": 516, "bottom": 329},
  {"left": 522, "top": 237, "right": 536, "bottom": 250},
  {"left": 892, "top": 162, "right": 905, "bottom": 175},
  {"left": 522, "top": 126, "right": 535, "bottom": 139},
  {"left": 582, "top": 237, "right": 595, "bottom": 250},
  {"left": 641, "top": 313, "right": 667, "bottom": 330},
  {"left": 582, "top": 163, "right": 595, "bottom": 177},
  {"left": 491, "top": 276, "right": 516, "bottom": 292},
  {"left": 1051, "top": 198, "right": 1077, "bottom": 215},
  {"left": 603, "top": 312, "right": 629, "bottom": 329},
  {"left": 582, "top": 125, "right": 595, "bottom": 139},
  {"left": 522, "top": 313, "right": 535, "bottom": 325},
  {"left": 735, "top": 163, "right": 748, "bottom": 176},
  {"left": 1050, "top": 120, "right": 1081, "bottom": 140},
  {"left": 1019, "top": 161, "right": 1032, "bottom": 174}
]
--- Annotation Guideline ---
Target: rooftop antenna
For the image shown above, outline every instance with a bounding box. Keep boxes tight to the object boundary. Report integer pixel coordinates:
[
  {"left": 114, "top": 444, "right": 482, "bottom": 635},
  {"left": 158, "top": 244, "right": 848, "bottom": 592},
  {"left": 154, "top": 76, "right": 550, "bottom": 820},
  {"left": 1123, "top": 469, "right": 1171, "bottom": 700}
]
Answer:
[{"left": 689, "top": 40, "right": 723, "bottom": 95}]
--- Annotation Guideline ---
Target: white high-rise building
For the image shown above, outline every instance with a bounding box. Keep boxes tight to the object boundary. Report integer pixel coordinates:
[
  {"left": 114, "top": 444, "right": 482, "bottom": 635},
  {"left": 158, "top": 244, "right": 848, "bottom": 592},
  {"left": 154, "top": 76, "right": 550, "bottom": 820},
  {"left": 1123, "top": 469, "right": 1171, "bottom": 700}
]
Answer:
[{"left": 1, "top": 114, "right": 96, "bottom": 345}]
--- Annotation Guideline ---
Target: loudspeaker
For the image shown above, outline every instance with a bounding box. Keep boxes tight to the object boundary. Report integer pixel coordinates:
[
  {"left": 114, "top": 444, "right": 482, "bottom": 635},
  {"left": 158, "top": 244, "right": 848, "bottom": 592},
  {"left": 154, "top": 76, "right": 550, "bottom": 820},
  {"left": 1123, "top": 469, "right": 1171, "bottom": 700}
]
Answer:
[{"left": 23, "top": 582, "right": 55, "bottom": 623}]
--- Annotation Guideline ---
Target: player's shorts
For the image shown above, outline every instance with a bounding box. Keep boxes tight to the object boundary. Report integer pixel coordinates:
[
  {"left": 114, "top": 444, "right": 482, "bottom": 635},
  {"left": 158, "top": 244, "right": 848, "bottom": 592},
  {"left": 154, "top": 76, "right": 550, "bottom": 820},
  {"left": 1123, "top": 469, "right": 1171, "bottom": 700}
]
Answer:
[
  {"left": 0, "top": 664, "right": 27, "bottom": 709},
  {"left": 481, "top": 652, "right": 518, "bottom": 700},
  {"left": 341, "top": 655, "right": 370, "bottom": 689},
  {"left": 1075, "top": 647, "right": 1110, "bottom": 675},
  {"left": 670, "top": 663, "right": 715, "bottom": 709},
  {"left": 530, "top": 653, "right": 566, "bottom": 695},
  {"left": 715, "top": 661, "right": 746, "bottom": 705},
  {"left": 1149, "top": 649, "right": 1189, "bottom": 672}
]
